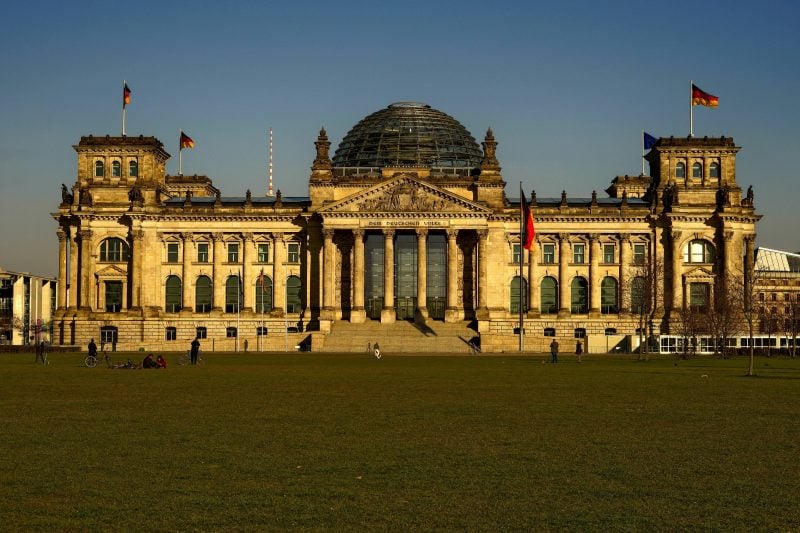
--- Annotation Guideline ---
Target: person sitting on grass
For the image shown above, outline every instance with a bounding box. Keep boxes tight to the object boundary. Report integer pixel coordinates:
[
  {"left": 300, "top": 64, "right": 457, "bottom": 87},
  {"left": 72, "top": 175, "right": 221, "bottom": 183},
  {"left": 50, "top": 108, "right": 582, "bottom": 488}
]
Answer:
[
  {"left": 156, "top": 355, "right": 167, "bottom": 368},
  {"left": 143, "top": 353, "right": 159, "bottom": 369}
]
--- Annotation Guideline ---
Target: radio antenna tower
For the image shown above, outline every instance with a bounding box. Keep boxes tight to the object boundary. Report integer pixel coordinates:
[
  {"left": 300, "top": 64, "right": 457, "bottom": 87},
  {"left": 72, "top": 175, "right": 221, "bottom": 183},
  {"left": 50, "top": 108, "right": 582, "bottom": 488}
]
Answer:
[{"left": 266, "top": 127, "right": 275, "bottom": 197}]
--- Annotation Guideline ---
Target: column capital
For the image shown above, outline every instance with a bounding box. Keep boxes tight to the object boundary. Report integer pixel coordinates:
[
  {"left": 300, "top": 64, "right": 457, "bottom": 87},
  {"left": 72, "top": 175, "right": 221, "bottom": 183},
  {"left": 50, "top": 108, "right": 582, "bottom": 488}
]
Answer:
[
  {"left": 589, "top": 233, "right": 600, "bottom": 243},
  {"left": 322, "top": 229, "right": 335, "bottom": 239},
  {"left": 78, "top": 229, "right": 93, "bottom": 240},
  {"left": 558, "top": 232, "right": 570, "bottom": 242},
  {"left": 242, "top": 232, "right": 254, "bottom": 242},
  {"left": 671, "top": 230, "right": 682, "bottom": 241},
  {"left": 352, "top": 228, "right": 365, "bottom": 238},
  {"left": 181, "top": 231, "right": 194, "bottom": 242},
  {"left": 477, "top": 229, "right": 488, "bottom": 240},
  {"left": 382, "top": 228, "right": 395, "bottom": 238},
  {"left": 415, "top": 228, "right": 428, "bottom": 238},
  {"left": 270, "top": 231, "right": 284, "bottom": 242},
  {"left": 723, "top": 231, "right": 734, "bottom": 242},
  {"left": 212, "top": 232, "right": 225, "bottom": 242},
  {"left": 619, "top": 233, "right": 631, "bottom": 243},
  {"left": 446, "top": 229, "right": 459, "bottom": 239},
  {"left": 57, "top": 229, "right": 68, "bottom": 241}
]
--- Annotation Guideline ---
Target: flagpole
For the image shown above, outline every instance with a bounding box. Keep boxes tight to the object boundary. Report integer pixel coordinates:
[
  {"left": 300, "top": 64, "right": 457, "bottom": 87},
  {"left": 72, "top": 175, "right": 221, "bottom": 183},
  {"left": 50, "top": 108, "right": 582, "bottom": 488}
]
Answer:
[
  {"left": 260, "top": 270, "right": 264, "bottom": 352},
  {"left": 641, "top": 129, "right": 645, "bottom": 175},
  {"left": 519, "top": 182, "right": 524, "bottom": 352},
  {"left": 689, "top": 80, "right": 693, "bottom": 137},
  {"left": 237, "top": 269, "right": 241, "bottom": 352},
  {"left": 178, "top": 130, "right": 183, "bottom": 175},
  {"left": 121, "top": 80, "right": 126, "bottom": 136}
]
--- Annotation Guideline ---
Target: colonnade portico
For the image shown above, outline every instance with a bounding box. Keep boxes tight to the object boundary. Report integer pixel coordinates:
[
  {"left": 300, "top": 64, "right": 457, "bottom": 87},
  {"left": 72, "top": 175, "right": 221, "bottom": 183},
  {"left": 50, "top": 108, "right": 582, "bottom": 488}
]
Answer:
[{"left": 319, "top": 225, "right": 483, "bottom": 324}]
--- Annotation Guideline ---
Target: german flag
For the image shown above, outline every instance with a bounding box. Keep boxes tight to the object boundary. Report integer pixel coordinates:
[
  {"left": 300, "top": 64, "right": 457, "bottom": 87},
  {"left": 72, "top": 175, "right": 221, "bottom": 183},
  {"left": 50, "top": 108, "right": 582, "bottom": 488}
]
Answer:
[
  {"left": 179, "top": 131, "right": 195, "bottom": 150},
  {"left": 123, "top": 83, "right": 131, "bottom": 108},
  {"left": 692, "top": 84, "right": 719, "bottom": 107}
]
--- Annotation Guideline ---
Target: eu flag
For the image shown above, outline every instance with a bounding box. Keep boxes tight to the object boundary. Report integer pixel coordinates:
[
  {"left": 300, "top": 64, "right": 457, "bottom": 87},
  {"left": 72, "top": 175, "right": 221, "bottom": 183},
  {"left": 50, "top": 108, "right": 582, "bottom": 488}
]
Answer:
[{"left": 643, "top": 132, "right": 658, "bottom": 150}]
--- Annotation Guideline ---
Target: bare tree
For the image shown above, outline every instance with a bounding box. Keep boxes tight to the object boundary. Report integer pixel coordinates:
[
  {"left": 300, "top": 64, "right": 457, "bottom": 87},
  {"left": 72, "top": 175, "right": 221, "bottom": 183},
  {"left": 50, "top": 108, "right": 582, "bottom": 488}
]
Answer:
[
  {"left": 629, "top": 256, "right": 665, "bottom": 361},
  {"left": 705, "top": 277, "right": 745, "bottom": 359},
  {"left": 782, "top": 293, "right": 800, "bottom": 358},
  {"left": 672, "top": 305, "right": 705, "bottom": 359}
]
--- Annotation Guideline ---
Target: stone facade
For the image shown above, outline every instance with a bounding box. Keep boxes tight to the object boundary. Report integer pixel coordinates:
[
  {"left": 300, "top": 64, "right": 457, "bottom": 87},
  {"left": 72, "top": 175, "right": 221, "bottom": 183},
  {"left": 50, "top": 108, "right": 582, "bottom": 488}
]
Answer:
[{"left": 52, "top": 107, "right": 760, "bottom": 353}]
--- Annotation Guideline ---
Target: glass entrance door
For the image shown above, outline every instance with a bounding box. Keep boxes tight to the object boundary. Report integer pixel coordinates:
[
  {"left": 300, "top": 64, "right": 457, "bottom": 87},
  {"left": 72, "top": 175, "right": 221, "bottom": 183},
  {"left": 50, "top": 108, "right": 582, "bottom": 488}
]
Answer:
[
  {"left": 395, "top": 233, "right": 417, "bottom": 320},
  {"left": 365, "top": 234, "right": 384, "bottom": 320},
  {"left": 427, "top": 233, "right": 446, "bottom": 320}
]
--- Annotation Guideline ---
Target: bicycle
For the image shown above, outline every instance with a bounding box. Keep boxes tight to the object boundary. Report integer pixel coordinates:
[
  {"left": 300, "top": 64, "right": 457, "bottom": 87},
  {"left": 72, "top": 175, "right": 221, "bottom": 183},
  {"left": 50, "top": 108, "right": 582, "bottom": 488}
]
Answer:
[
  {"left": 178, "top": 349, "right": 205, "bottom": 365},
  {"left": 85, "top": 351, "right": 112, "bottom": 368}
]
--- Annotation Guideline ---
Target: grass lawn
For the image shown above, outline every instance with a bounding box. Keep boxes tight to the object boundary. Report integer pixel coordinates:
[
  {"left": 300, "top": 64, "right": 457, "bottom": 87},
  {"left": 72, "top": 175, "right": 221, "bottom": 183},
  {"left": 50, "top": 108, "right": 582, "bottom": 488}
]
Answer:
[{"left": 1, "top": 352, "right": 798, "bottom": 531}]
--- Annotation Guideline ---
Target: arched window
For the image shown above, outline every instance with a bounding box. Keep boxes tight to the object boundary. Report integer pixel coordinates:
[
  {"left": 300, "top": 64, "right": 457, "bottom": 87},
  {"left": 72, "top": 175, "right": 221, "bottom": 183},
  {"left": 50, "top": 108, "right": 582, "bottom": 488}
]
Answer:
[
  {"left": 709, "top": 162, "right": 720, "bottom": 179},
  {"left": 129, "top": 160, "right": 138, "bottom": 177},
  {"left": 112, "top": 160, "right": 121, "bottom": 177},
  {"left": 570, "top": 277, "right": 588, "bottom": 314},
  {"left": 540, "top": 277, "right": 558, "bottom": 314},
  {"left": 95, "top": 160, "right": 104, "bottom": 177},
  {"left": 510, "top": 276, "right": 528, "bottom": 313},
  {"left": 225, "top": 275, "right": 241, "bottom": 313},
  {"left": 99, "top": 238, "right": 130, "bottom": 262},
  {"left": 286, "top": 275, "right": 302, "bottom": 313},
  {"left": 692, "top": 162, "right": 702, "bottom": 179},
  {"left": 600, "top": 277, "right": 618, "bottom": 314},
  {"left": 255, "top": 276, "right": 273, "bottom": 313},
  {"left": 195, "top": 276, "right": 212, "bottom": 312},
  {"left": 683, "top": 239, "right": 715, "bottom": 263},
  {"left": 631, "top": 276, "right": 647, "bottom": 314},
  {"left": 675, "top": 162, "right": 686, "bottom": 179},
  {"left": 165, "top": 275, "right": 182, "bottom": 313}
]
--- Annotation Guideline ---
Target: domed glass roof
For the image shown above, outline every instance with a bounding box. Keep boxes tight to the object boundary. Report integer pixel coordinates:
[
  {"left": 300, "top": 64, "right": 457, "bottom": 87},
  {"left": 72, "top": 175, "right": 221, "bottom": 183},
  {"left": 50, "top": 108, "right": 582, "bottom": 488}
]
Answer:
[{"left": 332, "top": 102, "right": 483, "bottom": 169}]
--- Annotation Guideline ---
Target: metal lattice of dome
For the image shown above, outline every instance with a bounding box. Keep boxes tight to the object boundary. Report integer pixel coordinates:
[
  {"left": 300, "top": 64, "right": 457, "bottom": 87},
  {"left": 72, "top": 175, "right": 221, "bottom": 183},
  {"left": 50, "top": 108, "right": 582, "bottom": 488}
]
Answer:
[{"left": 332, "top": 102, "right": 483, "bottom": 169}]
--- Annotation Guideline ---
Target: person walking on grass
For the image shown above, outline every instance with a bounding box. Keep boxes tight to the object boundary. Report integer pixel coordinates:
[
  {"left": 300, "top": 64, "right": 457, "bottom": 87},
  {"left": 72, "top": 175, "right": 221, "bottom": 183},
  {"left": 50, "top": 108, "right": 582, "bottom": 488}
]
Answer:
[
  {"left": 190, "top": 337, "right": 200, "bottom": 365},
  {"left": 88, "top": 338, "right": 97, "bottom": 360},
  {"left": 575, "top": 339, "right": 583, "bottom": 363},
  {"left": 550, "top": 339, "right": 559, "bottom": 363}
]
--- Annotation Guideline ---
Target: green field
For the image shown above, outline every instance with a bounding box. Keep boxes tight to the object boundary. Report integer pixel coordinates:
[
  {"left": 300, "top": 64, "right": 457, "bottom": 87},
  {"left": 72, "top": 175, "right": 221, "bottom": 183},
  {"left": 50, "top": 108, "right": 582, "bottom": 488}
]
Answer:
[{"left": 2, "top": 352, "right": 798, "bottom": 531}]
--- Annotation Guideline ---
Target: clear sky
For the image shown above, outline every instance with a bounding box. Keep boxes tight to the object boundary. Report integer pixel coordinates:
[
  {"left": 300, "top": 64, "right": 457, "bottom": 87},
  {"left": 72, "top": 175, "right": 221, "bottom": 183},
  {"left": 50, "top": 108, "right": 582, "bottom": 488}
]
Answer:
[{"left": 1, "top": 0, "right": 798, "bottom": 277}]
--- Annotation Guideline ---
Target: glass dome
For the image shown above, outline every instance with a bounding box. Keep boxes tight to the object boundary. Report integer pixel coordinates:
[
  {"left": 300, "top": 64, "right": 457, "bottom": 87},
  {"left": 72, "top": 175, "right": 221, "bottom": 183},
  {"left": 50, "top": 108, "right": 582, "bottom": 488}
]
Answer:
[{"left": 332, "top": 102, "right": 483, "bottom": 169}]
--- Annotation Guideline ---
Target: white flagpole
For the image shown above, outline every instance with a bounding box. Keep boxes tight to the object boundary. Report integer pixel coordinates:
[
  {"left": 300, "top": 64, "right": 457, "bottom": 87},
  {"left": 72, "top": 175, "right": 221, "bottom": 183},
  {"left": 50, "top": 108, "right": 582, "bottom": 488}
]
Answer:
[
  {"left": 237, "top": 269, "right": 241, "bottom": 352},
  {"left": 260, "top": 270, "right": 264, "bottom": 352},
  {"left": 121, "top": 80, "right": 126, "bottom": 136},
  {"left": 519, "top": 182, "right": 525, "bottom": 352},
  {"left": 689, "top": 80, "right": 694, "bottom": 138},
  {"left": 178, "top": 130, "right": 183, "bottom": 175},
  {"left": 641, "top": 129, "right": 645, "bottom": 175}
]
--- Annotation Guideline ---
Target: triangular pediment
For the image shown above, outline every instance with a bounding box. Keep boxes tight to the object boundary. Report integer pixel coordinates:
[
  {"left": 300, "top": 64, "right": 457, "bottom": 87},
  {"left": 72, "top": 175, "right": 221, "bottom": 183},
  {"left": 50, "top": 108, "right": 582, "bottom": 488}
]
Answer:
[
  {"left": 683, "top": 266, "right": 715, "bottom": 280},
  {"left": 318, "top": 175, "right": 491, "bottom": 216},
  {"left": 95, "top": 264, "right": 128, "bottom": 278}
]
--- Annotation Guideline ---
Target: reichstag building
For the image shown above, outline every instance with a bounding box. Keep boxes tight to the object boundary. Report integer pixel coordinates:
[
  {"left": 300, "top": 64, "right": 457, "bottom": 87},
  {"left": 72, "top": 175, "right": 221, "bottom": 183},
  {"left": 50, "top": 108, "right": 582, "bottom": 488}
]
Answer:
[{"left": 52, "top": 102, "right": 759, "bottom": 353}]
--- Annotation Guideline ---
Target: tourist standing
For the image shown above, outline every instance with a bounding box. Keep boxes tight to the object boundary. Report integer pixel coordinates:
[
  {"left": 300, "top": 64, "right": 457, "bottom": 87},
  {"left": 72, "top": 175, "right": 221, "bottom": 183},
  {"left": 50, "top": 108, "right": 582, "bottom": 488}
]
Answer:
[
  {"left": 550, "top": 339, "right": 559, "bottom": 363},
  {"left": 190, "top": 337, "right": 200, "bottom": 365},
  {"left": 575, "top": 340, "right": 583, "bottom": 363}
]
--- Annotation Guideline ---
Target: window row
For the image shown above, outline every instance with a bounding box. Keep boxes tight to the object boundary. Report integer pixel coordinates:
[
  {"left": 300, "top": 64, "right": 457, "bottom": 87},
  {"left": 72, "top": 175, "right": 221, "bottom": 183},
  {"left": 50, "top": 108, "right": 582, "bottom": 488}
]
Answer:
[
  {"left": 95, "top": 159, "right": 138, "bottom": 178},
  {"left": 163, "top": 275, "right": 302, "bottom": 313},
  {"left": 96, "top": 238, "right": 299, "bottom": 264},
  {"left": 165, "top": 325, "right": 273, "bottom": 341},
  {"left": 515, "top": 242, "right": 648, "bottom": 265},
  {"left": 513, "top": 275, "right": 628, "bottom": 314},
  {"left": 674, "top": 161, "right": 720, "bottom": 179}
]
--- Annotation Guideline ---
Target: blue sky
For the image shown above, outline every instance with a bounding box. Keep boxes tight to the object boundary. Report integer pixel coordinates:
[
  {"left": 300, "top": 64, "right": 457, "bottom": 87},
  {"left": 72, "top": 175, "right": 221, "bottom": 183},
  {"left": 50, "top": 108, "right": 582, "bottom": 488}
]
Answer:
[{"left": 1, "top": 0, "right": 798, "bottom": 277}]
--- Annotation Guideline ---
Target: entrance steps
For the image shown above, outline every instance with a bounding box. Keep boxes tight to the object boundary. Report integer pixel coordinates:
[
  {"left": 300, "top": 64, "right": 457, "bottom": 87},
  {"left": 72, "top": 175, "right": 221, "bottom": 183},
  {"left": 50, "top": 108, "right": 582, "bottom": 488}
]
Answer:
[{"left": 321, "top": 320, "right": 479, "bottom": 354}]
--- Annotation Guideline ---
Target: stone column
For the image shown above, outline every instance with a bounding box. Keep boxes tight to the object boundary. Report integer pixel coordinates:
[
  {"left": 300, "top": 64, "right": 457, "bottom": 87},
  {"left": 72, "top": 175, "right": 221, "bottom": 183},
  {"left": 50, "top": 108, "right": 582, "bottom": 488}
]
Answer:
[
  {"left": 589, "top": 234, "right": 601, "bottom": 316},
  {"left": 68, "top": 227, "right": 79, "bottom": 309},
  {"left": 322, "top": 229, "right": 335, "bottom": 317},
  {"left": 445, "top": 229, "right": 459, "bottom": 322},
  {"left": 351, "top": 229, "right": 366, "bottom": 323},
  {"left": 619, "top": 234, "right": 631, "bottom": 313},
  {"left": 57, "top": 229, "right": 68, "bottom": 309},
  {"left": 653, "top": 227, "right": 665, "bottom": 315},
  {"left": 242, "top": 233, "right": 254, "bottom": 312},
  {"left": 78, "top": 229, "right": 94, "bottom": 310},
  {"left": 181, "top": 232, "right": 193, "bottom": 313},
  {"left": 477, "top": 230, "right": 489, "bottom": 311},
  {"left": 130, "top": 229, "right": 143, "bottom": 310},
  {"left": 381, "top": 229, "right": 395, "bottom": 323},
  {"left": 528, "top": 239, "right": 539, "bottom": 316},
  {"left": 416, "top": 228, "right": 428, "bottom": 321},
  {"left": 212, "top": 233, "right": 225, "bottom": 311},
  {"left": 558, "top": 233, "right": 570, "bottom": 317},
  {"left": 671, "top": 230, "right": 683, "bottom": 310},
  {"left": 272, "top": 232, "right": 286, "bottom": 315}
]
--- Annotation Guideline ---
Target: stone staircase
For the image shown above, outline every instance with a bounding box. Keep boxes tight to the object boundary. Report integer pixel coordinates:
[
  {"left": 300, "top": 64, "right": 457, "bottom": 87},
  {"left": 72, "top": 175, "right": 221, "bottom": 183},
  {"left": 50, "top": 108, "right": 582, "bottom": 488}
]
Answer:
[{"left": 320, "top": 320, "right": 480, "bottom": 354}]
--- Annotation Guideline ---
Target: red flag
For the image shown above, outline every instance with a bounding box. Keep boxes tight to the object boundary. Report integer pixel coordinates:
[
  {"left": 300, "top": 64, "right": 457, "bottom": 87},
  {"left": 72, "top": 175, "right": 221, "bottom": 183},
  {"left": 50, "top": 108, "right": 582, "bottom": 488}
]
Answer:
[
  {"left": 520, "top": 186, "right": 535, "bottom": 251},
  {"left": 123, "top": 83, "right": 131, "bottom": 108},
  {"left": 692, "top": 84, "right": 718, "bottom": 107},
  {"left": 257, "top": 268, "right": 266, "bottom": 291},
  {"left": 179, "top": 131, "right": 195, "bottom": 150}
]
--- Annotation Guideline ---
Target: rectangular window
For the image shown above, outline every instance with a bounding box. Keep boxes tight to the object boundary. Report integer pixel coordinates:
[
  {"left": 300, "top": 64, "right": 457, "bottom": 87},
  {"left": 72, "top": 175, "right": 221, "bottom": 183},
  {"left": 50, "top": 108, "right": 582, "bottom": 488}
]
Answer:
[
  {"left": 167, "top": 243, "right": 179, "bottom": 263},
  {"left": 165, "top": 327, "right": 177, "bottom": 341},
  {"left": 257, "top": 326, "right": 268, "bottom": 336},
  {"left": 287, "top": 243, "right": 300, "bottom": 263},
  {"left": 603, "top": 244, "right": 615, "bottom": 264},
  {"left": 633, "top": 244, "right": 647, "bottom": 264},
  {"left": 258, "top": 243, "right": 270, "bottom": 263},
  {"left": 226, "top": 327, "right": 237, "bottom": 338},
  {"left": 690, "top": 283, "right": 709, "bottom": 312},
  {"left": 197, "top": 243, "right": 209, "bottom": 263},
  {"left": 573, "top": 244, "right": 585, "bottom": 264},
  {"left": 196, "top": 326, "right": 207, "bottom": 339},
  {"left": 542, "top": 243, "right": 555, "bottom": 264},
  {"left": 227, "top": 243, "right": 239, "bottom": 263},
  {"left": 512, "top": 243, "right": 521, "bottom": 264}
]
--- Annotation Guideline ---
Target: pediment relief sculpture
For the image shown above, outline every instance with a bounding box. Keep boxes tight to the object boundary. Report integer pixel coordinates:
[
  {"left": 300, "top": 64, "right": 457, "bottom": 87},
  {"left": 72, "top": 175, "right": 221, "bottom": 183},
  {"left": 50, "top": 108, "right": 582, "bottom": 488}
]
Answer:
[{"left": 325, "top": 177, "right": 484, "bottom": 214}]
